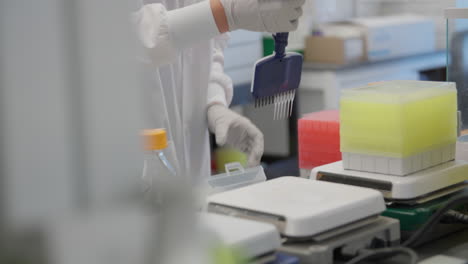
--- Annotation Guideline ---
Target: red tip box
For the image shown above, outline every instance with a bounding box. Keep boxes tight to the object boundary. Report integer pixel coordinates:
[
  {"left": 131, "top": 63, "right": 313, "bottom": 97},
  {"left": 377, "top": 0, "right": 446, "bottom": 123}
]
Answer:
[{"left": 298, "top": 110, "right": 341, "bottom": 171}]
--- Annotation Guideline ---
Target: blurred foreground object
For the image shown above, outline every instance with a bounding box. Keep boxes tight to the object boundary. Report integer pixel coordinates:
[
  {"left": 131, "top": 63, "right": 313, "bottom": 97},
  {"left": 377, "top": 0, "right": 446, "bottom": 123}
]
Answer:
[
  {"left": 0, "top": 1, "right": 208, "bottom": 263},
  {"left": 0, "top": 0, "right": 141, "bottom": 229},
  {"left": 203, "top": 213, "right": 281, "bottom": 263}
]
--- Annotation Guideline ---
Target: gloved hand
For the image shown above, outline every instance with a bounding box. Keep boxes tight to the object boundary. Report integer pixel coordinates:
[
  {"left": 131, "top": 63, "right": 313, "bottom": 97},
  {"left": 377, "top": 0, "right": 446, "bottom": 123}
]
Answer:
[
  {"left": 219, "top": 0, "right": 305, "bottom": 33},
  {"left": 207, "top": 104, "right": 264, "bottom": 167}
]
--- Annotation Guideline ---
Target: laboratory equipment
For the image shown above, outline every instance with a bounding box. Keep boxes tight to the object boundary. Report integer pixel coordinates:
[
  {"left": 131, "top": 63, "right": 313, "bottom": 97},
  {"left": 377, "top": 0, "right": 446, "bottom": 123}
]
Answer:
[
  {"left": 279, "top": 216, "right": 400, "bottom": 264},
  {"left": 207, "top": 177, "right": 385, "bottom": 238},
  {"left": 457, "top": 135, "right": 468, "bottom": 162},
  {"left": 0, "top": 0, "right": 143, "bottom": 230},
  {"left": 206, "top": 177, "right": 401, "bottom": 264},
  {"left": 382, "top": 192, "right": 468, "bottom": 237},
  {"left": 1, "top": 0, "right": 148, "bottom": 262},
  {"left": 48, "top": 209, "right": 157, "bottom": 264},
  {"left": 298, "top": 110, "right": 341, "bottom": 178},
  {"left": 206, "top": 162, "right": 266, "bottom": 196},
  {"left": 311, "top": 161, "right": 468, "bottom": 204},
  {"left": 201, "top": 213, "right": 281, "bottom": 262},
  {"left": 252, "top": 33, "right": 303, "bottom": 120},
  {"left": 340, "top": 80, "right": 458, "bottom": 176}
]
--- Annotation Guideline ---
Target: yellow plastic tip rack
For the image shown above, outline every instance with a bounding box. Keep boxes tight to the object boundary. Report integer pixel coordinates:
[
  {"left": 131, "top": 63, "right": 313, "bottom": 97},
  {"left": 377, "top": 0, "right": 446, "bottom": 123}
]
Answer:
[{"left": 340, "top": 81, "right": 457, "bottom": 158}]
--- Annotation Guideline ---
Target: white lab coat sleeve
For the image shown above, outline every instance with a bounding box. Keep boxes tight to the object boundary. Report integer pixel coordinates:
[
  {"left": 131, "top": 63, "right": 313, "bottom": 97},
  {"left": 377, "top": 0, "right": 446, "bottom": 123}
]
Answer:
[
  {"left": 133, "top": 1, "right": 220, "bottom": 67},
  {"left": 207, "top": 33, "right": 234, "bottom": 107}
]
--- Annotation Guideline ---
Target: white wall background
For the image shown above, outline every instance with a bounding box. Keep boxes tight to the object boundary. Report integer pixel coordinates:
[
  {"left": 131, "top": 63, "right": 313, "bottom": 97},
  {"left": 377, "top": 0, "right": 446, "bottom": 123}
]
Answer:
[{"left": 309, "top": 0, "right": 354, "bottom": 23}]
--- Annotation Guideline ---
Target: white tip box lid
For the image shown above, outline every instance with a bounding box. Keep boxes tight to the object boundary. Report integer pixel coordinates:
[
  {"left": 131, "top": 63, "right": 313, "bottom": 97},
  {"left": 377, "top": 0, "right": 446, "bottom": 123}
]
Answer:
[
  {"left": 201, "top": 213, "right": 281, "bottom": 258},
  {"left": 206, "top": 177, "right": 386, "bottom": 238}
]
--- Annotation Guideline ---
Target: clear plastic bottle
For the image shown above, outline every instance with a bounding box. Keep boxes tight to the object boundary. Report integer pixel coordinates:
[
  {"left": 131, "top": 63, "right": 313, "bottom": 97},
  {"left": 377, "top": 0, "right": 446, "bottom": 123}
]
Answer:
[
  {"left": 142, "top": 129, "right": 207, "bottom": 264},
  {"left": 141, "top": 129, "right": 178, "bottom": 205}
]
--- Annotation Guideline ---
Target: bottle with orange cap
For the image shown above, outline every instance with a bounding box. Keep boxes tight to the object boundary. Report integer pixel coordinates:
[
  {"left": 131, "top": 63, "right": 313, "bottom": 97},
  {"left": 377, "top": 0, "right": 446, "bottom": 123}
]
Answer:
[
  {"left": 141, "top": 129, "right": 204, "bottom": 264},
  {"left": 141, "top": 129, "right": 179, "bottom": 203}
]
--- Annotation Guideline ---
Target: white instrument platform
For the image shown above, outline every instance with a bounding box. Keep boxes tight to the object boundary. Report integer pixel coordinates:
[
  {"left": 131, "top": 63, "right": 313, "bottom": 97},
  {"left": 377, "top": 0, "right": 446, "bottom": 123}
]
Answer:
[
  {"left": 202, "top": 213, "right": 281, "bottom": 259},
  {"left": 311, "top": 161, "right": 468, "bottom": 202},
  {"left": 207, "top": 177, "right": 385, "bottom": 238}
]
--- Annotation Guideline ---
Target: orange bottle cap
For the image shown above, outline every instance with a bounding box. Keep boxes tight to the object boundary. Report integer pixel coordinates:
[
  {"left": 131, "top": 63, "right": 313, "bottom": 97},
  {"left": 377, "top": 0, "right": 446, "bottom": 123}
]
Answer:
[{"left": 143, "top": 129, "right": 168, "bottom": 151}]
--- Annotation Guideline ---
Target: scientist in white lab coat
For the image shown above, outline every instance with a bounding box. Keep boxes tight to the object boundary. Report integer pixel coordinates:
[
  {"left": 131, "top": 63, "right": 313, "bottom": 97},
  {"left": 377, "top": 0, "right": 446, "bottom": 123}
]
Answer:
[{"left": 134, "top": 0, "right": 305, "bottom": 183}]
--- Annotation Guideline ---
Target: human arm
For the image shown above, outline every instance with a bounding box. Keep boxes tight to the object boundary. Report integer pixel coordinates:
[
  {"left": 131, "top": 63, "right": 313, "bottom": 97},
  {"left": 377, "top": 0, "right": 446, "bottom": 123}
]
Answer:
[
  {"left": 133, "top": 0, "right": 305, "bottom": 66},
  {"left": 133, "top": 1, "right": 221, "bottom": 67},
  {"left": 207, "top": 34, "right": 233, "bottom": 107},
  {"left": 207, "top": 34, "right": 264, "bottom": 167},
  {"left": 207, "top": 104, "right": 264, "bottom": 167}
]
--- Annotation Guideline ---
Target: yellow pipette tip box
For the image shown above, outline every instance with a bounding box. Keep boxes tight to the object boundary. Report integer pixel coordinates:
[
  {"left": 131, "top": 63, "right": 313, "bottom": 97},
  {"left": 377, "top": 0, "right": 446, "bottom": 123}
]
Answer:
[{"left": 340, "top": 81, "right": 458, "bottom": 176}]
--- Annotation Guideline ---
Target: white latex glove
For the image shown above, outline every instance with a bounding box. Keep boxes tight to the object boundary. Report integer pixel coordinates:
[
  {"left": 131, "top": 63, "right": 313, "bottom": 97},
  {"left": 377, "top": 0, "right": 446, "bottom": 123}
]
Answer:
[
  {"left": 207, "top": 104, "right": 264, "bottom": 167},
  {"left": 219, "top": 0, "right": 305, "bottom": 33}
]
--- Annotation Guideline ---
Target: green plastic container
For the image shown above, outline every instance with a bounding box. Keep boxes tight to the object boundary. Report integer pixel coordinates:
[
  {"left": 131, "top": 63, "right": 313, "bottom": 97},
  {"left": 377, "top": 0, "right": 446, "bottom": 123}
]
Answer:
[
  {"left": 212, "top": 245, "right": 249, "bottom": 264},
  {"left": 215, "top": 147, "right": 248, "bottom": 173},
  {"left": 383, "top": 194, "right": 468, "bottom": 231}
]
